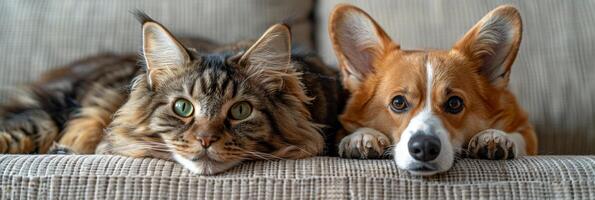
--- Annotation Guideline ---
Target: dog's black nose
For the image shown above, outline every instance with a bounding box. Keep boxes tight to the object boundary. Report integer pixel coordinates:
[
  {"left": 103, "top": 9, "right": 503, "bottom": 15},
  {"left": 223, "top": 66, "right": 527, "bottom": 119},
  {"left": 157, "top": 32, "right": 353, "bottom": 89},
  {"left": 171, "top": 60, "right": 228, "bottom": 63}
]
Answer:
[{"left": 408, "top": 134, "right": 441, "bottom": 161}]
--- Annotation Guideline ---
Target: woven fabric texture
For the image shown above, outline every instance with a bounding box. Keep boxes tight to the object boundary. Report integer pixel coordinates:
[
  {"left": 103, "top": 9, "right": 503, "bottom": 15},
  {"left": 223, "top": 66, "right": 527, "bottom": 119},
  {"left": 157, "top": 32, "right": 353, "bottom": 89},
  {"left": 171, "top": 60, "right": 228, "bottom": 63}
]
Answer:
[
  {"left": 1, "top": 2, "right": 594, "bottom": 199},
  {"left": 0, "top": 0, "right": 313, "bottom": 101},
  {"left": 1, "top": 155, "right": 594, "bottom": 199},
  {"left": 316, "top": 1, "right": 595, "bottom": 155}
]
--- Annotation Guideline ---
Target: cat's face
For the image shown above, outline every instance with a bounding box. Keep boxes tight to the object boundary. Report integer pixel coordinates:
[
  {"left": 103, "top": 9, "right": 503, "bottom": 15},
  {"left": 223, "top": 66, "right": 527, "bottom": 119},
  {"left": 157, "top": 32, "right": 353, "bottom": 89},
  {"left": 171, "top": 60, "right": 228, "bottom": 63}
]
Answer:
[
  {"left": 104, "top": 17, "right": 324, "bottom": 175},
  {"left": 148, "top": 54, "right": 282, "bottom": 174}
]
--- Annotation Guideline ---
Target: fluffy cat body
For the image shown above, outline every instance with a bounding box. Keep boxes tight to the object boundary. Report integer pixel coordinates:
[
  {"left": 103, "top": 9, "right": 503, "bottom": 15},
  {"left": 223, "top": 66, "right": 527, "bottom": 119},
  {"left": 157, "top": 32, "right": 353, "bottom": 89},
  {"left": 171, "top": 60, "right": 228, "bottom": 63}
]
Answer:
[{"left": 0, "top": 16, "right": 343, "bottom": 175}]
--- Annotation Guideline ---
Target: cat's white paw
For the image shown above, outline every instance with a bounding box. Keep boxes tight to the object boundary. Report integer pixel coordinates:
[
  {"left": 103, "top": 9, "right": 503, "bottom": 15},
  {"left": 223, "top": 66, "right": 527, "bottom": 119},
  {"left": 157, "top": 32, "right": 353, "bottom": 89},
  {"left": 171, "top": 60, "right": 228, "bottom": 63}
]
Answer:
[
  {"left": 468, "top": 129, "right": 517, "bottom": 160},
  {"left": 338, "top": 128, "right": 390, "bottom": 159}
]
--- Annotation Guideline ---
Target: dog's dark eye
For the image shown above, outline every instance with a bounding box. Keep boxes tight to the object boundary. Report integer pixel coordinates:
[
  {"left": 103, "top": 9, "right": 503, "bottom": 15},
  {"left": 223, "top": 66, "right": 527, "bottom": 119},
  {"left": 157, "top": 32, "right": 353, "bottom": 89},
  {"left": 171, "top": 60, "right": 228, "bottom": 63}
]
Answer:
[
  {"left": 390, "top": 95, "right": 409, "bottom": 113},
  {"left": 444, "top": 96, "right": 464, "bottom": 114}
]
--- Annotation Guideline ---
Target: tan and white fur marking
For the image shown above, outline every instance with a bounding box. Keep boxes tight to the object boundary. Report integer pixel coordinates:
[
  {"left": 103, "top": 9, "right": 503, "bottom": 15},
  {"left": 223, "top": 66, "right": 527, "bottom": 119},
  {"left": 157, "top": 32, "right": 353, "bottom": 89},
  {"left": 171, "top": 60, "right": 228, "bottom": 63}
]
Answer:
[{"left": 330, "top": 4, "right": 537, "bottom": 176}]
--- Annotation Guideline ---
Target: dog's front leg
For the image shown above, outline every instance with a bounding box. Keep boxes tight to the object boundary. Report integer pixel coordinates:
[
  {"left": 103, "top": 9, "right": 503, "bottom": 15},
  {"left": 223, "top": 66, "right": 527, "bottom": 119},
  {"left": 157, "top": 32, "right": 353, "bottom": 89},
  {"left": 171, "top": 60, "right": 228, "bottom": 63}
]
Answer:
[
  {"left": 467, "top": 129, "right": 527, "bottom": 160},
  {"left": 337, "top": 127, "right": 391, "bottom": 159}
]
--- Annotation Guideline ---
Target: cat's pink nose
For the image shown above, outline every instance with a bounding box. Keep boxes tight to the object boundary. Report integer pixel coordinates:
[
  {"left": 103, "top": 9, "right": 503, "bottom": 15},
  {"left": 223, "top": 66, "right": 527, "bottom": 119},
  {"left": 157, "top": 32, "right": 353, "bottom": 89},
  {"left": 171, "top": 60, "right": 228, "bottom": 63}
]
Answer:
[{"left": 196, "top": 135, "right": 220, "bottom": 148}]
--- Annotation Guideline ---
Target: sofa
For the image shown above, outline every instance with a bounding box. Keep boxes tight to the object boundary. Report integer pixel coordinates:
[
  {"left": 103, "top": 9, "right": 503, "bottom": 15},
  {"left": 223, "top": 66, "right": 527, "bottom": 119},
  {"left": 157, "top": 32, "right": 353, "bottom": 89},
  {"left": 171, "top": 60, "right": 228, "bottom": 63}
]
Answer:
[{"left": 1, "top": 0, "right": 594, "bottom": 199}]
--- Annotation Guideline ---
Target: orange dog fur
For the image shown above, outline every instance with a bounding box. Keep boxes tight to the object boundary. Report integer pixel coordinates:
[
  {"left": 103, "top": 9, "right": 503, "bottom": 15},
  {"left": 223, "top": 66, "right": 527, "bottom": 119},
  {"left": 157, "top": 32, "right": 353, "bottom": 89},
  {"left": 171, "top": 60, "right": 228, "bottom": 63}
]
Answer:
[{"left": 329, "top": 4, "right": 537, "bottom": 175}]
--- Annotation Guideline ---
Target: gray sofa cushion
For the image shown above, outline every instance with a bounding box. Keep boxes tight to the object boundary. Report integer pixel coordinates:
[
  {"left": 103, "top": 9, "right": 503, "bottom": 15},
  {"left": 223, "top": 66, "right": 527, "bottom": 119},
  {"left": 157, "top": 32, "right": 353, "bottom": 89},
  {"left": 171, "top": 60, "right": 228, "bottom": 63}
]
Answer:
[
  {"left": 1, "top": 155, "right": 594, "bottom": 199},
  {"left": 0, "top": 0, "right": 314, "bottom": 101},
  {"left": 316, "top": 0, "right": 595, "bottom": 155}
]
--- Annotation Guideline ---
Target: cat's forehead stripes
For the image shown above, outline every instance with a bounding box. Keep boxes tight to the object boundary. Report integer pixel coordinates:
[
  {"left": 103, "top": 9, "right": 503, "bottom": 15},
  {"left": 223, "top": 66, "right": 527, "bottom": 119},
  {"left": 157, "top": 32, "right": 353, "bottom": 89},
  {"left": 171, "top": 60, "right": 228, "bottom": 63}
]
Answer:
[
  {"left": 191, "top": 54, "right": 236, "bottom": 96},
  {"left": 187, "top": 54, "right": 241, "bottom": 118}
]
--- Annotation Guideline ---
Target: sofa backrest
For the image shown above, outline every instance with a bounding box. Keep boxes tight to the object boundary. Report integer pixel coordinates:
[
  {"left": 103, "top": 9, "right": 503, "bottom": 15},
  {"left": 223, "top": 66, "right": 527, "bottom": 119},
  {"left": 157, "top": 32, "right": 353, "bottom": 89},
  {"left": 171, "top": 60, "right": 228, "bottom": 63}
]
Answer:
[
  {"left": 316, "top": 0, "right": 595, "bottom": 155},
  {"left": 0, "top": 0, "right": 313, "bottom": 99}
]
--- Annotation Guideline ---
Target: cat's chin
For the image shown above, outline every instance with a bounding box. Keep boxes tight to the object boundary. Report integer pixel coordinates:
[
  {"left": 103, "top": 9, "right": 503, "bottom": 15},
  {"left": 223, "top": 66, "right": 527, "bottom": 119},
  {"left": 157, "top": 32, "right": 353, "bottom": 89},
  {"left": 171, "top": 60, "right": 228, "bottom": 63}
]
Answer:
[{"left": 172, "top": 154, "right": 240, "bottom": 175}]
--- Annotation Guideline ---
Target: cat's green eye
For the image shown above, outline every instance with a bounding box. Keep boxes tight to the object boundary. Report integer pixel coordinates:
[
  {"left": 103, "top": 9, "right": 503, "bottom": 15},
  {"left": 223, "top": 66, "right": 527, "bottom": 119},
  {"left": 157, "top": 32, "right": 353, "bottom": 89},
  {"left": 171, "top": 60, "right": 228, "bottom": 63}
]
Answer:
[
  {"left": 173, "top": 98, "right": 194, "bottom": 117},
  {"left": 230, "top": 101, "right": 252, "bottom": 120}
]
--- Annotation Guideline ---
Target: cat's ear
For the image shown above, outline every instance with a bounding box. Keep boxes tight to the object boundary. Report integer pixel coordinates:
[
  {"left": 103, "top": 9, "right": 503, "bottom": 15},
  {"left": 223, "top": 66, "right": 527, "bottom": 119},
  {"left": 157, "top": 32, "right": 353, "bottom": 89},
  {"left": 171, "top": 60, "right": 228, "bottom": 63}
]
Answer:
[
  {"left": 238, "top": 24, "right": 292, "bottom": 93},
  {"left": 452, "top": 5, "right": 522, "bottom": 89},
  {"left": 139, "top": 14, "right": 190, "bottom": 88},
  {"left": 239, "top": 24, "right": 291, "bottom": 69},
  {"left": 329, "top": 5, "right": 396, "bottom": 91}
]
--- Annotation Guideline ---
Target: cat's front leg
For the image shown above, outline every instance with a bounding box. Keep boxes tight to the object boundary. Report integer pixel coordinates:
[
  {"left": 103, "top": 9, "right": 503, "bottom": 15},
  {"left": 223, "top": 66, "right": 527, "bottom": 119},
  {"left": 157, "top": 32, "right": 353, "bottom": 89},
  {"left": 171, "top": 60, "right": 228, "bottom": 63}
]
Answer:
[
  {"left": 467, "top": 129, "right": 527, "bottom": 160},
  {"left": 338, "top": 127, "right": 390, "bottom": 159}
]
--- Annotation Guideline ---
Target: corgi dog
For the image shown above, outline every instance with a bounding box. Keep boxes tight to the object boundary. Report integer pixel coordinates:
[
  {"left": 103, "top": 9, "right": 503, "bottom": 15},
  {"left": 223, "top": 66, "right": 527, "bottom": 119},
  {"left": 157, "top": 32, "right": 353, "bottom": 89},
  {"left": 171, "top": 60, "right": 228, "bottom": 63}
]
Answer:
[{"left": 329, "top": 4, "right": 537, "bottom": 176}]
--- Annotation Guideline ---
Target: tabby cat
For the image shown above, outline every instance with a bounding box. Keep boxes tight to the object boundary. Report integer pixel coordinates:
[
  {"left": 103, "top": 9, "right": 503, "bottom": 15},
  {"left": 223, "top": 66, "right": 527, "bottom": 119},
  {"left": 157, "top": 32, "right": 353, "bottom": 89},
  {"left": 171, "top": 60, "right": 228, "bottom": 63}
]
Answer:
[{"left": 0, "top": 14, "right": 344, "bottom": 174}]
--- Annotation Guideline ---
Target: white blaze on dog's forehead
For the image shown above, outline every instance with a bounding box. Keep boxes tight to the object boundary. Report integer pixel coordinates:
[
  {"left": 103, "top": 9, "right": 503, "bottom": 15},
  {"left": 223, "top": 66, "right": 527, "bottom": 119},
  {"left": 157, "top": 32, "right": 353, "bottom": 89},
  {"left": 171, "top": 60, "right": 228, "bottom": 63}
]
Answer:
[
  {"left": 404, "top": 60, "right": 437, "bottom": 133},
  {"left": 425, "top": 60, "right": 433, "bottom": 111},
  {"left": 392, "top": 59, "right": 455, "bottom": 175}
]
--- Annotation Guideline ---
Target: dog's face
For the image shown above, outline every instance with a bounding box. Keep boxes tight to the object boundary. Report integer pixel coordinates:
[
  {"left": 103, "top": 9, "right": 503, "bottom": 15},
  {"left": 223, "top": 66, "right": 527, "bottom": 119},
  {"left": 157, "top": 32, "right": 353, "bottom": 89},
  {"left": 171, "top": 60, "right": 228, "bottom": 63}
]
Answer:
[{"left": 330, "top": 5, "right": 523, "bottom": 175}]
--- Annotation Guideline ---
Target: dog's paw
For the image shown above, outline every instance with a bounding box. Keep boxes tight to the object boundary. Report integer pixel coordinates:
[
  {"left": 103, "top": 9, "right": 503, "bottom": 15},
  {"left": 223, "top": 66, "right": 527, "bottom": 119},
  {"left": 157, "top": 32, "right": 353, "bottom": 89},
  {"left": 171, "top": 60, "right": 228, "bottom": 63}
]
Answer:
[
  {"left": 338, "top": 128, "right": 390, "bottom": 159},
  {"left": 467, "top": 129, "right": 516, "bottom": 160}
]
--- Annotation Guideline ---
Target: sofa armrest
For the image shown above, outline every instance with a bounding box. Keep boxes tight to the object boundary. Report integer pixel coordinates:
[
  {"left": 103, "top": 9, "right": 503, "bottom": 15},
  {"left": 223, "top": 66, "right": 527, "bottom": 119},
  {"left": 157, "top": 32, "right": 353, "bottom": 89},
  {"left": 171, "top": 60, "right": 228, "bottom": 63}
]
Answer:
[{"left": 1, "top": 155, "right": 594, "bottom": 199}]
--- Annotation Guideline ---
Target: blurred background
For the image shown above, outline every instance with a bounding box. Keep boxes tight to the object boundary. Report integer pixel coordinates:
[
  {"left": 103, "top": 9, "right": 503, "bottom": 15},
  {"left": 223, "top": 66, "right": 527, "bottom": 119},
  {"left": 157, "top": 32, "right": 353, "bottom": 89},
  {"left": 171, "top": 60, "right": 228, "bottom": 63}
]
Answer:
[{"left": 0, "top": 0, "right": 593, "bottom": 155}]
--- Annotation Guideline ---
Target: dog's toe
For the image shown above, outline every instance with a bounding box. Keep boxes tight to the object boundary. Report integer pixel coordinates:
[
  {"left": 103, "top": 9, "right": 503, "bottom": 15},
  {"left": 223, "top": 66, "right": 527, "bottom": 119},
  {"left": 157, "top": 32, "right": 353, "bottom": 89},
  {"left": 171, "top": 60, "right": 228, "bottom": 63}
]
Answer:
[
  {"left": 468, "top": 129, "right": 516, "bottom": 160},
  {"left": 338, "top": 128, "right": 390, "bottom": 159}
]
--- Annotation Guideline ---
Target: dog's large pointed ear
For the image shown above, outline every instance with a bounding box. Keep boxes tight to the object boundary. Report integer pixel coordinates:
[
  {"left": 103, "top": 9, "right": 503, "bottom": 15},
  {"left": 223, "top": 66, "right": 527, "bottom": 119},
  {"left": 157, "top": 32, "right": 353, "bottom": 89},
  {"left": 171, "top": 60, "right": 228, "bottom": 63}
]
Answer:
[
  {"left": 453, "top": 5, "right": 522, "bottom": 89},
  {"left": 239, "top": 24, "right": 292, "bottom": 93},
  {"left": 137, "top": 13, "right": 190, "bottom": 89},
  {"left": 329, "top": 4, "right": 396, "bottom": 91}
]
